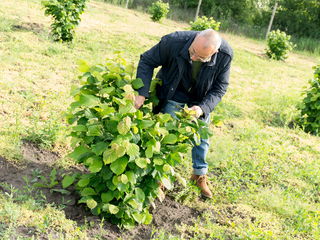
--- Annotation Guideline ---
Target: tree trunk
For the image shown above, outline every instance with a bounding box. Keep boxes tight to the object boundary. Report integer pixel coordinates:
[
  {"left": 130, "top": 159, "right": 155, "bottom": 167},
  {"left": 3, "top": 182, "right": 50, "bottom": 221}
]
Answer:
[
  {"left": 194, "top": 0, "right": 202, "bottom": 21},
  {"left": 125, "top": 0, "right": 129, "bottom": 8},
  {"left": 266, "top": 1, "right": 278, "bottom": 39}
]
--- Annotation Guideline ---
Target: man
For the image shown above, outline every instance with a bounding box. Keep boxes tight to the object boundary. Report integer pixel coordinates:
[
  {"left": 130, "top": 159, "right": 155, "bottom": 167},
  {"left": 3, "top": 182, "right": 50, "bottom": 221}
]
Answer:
[{"left": 134, "top": 29, "right": 233, "bottom": 198}]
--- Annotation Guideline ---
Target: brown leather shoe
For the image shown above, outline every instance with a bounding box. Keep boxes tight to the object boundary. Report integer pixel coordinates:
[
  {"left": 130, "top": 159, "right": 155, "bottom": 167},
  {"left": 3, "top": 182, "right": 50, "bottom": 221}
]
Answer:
[{"left": 191, "top": 174, "right": 213, "bottom": 198}]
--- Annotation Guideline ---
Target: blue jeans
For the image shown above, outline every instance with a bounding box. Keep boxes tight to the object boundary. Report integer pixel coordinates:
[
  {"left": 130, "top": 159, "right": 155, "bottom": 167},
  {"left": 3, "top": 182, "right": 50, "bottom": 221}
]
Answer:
[{"left": 161, "top": 100, "right": 209, "bottom": 175}]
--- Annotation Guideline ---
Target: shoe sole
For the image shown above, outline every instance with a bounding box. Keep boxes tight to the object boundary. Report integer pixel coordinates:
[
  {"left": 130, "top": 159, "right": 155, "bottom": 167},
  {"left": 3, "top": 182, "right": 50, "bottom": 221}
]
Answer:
[{"left": 201, "top": 192, "right": 212, "bottom": 199}]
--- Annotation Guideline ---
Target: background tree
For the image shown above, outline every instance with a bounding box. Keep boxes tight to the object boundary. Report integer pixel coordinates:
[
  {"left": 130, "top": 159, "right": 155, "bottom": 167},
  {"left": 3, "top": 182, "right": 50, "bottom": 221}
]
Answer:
[{"left": 273, "top": 0, "right": 320, "bottom": 38}]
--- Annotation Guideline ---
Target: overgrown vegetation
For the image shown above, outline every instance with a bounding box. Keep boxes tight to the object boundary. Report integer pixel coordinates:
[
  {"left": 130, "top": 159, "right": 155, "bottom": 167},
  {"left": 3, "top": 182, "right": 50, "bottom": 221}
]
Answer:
[
  {"left": 266, "top": 30, "right": 294, "bottom": 61},
  {"left": 66, "top": 57, "right": 209, "bottom": 227},
  {"left": 190, "top": 16, "right": 220, "bottom": 31},
  {"left": 298, "top": 65, "right": 320, "bottom": 135},
  {"left": 42, "top": 0, "right": 87, "bottom": 42},
  {"left": 149, "top": 0, "right": 169, "bottom": 22}
]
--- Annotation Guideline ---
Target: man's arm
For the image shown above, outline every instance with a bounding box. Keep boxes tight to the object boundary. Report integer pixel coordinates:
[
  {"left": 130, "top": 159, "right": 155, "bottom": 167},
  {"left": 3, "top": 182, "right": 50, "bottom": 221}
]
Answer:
[
  {"left": 136, "top": 37, "right": 170, "bottom": 98},
  {"left": 198, "top": 57, "right": 232, "bottom": 117}
]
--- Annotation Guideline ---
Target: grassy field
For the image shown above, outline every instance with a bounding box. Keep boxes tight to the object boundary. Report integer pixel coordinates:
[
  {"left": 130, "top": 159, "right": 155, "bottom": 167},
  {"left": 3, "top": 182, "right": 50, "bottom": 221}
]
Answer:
[{"left": 0, "top": 0, "right": 320, "bottom": 239}]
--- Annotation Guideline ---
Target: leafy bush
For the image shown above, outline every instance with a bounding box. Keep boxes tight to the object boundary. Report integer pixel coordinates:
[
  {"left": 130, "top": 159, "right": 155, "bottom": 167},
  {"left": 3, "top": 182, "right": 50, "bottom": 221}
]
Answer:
[
  {"left": 65, "top": 56, "right": 210, "bottom": 228},
  {"left": 265, "top": 30, "right": 294, "bottom": 61},
  {"left": 297, "top": 65, "right": 320, "bottom": 135},
  {"left": 42, "top": 0, "right": 87, "bottom": 42},
  {"left": 149, "top": 0, "right": 169, "bottom": 22},
  {"left": 190, "top": 16, "right": 220, "bottom": 31}
]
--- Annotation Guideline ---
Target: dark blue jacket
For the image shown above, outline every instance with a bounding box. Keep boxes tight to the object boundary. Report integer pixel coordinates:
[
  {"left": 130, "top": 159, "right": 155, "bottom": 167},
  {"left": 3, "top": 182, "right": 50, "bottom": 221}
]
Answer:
[{"left": 136, "top": 31, "right": 233, "bottom": 118}]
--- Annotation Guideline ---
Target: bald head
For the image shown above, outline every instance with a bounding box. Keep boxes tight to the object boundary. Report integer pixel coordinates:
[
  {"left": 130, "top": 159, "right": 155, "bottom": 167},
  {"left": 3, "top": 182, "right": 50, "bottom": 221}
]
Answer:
[
  {"left": 197, "top": 29, "right": 221, "bottom": 51},
  {"left": 189, "top": 29, "right": 221, "bottom": 62}
]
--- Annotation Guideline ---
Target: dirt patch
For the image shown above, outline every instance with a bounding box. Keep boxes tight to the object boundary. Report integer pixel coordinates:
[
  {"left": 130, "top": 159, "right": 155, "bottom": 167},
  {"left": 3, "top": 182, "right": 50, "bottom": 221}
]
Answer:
[
  {"left": 0, "top": 141, "right": 201, "bottom": 239},
  {"left": 12, "top": 22, "right": 44, "bottom": 34},
  {"left": 22, "top": 140, "right": 60, "bottom": 165}
]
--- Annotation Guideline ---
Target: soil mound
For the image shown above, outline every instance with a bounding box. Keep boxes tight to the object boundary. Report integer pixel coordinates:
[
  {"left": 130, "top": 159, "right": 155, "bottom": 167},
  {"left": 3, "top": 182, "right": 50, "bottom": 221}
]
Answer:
[{"left": 0, "top": 141, "right": 201, "bottom": 239}]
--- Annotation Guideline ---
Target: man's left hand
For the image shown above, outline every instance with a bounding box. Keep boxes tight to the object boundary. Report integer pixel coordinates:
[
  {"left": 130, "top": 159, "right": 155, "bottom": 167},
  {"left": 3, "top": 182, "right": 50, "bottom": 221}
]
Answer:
[{"left": 188, "top": 105, "right": 203, "bottom": 118}]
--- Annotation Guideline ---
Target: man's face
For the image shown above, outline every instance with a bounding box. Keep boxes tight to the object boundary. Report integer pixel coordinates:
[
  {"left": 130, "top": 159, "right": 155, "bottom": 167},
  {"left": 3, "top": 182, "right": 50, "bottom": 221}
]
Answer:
[{"left": 189, "top": 36, "right": 217, "bottom": 62}]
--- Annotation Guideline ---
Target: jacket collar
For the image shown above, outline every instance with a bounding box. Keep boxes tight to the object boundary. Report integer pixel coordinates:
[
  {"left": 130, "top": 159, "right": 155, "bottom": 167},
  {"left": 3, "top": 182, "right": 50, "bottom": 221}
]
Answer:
[{"left": 179, "top": 34, "right": 218, "bottom": 67}]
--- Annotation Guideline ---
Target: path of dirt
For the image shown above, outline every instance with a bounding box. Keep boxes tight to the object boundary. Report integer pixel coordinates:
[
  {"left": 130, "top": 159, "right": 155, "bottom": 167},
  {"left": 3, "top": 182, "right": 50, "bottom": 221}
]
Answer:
[{"left": 0, "top": 141, "right": 201, "bottom": 239}]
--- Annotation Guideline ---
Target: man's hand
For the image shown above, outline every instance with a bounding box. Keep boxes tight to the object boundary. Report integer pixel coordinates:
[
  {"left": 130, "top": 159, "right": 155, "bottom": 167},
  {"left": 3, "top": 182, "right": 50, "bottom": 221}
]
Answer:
[
  {"left": 188, "top": 105, "right": 203, "bottom": 118},
  {"left": 134, "top": 95, "right": 146, "bottom": 109}
]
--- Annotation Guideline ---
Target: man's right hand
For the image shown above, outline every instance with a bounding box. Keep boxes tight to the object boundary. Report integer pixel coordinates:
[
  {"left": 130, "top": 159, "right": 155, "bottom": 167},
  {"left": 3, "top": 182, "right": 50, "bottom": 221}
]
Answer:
[{"left": 134, "top": 95, "right": 146, "bottom": 109}]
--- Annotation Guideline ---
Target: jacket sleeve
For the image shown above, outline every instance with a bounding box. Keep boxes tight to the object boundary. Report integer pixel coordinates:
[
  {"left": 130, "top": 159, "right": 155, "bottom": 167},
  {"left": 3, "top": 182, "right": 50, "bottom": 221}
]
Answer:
[
  {"left": 136, "top": 36, "right": 170, "bottom": 97},
  {"left": 198, "top": 56, "right": 232, "bottom": 118}
]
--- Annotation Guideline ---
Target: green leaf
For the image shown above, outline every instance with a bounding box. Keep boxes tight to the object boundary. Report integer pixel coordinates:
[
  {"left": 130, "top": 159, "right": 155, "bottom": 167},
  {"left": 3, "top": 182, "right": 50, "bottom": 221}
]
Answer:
[
  {"left": 126, "top": 143, "right": 139, "bottom": 159},
  {"left": 138, "top": 120, "right": 155, "bottom": 129},
  {"left": 100, "top": 87, "right": 115, "bottom": 95},
  {"left": 86, "top": 199, "right": 97, "bottom": 209},
  {"left": 161, "top": 176, "right": 173, "bottom": 190},
  {"left": 72, "top": 125, "right": 87, "bottom": 132},
  {"left": 144, "top": 211, "right": 153, "bottom": 225},
  {"left": 131, "top": 78, "right": 144, "bottom": 89},
  {"left": 123, "top": 84, "right": 134, "bottom": 93},
  {"left": 78, "top": 94, "right": 100, "bottom": 108},
  {"left": 128, "top": 199, "right": 141, "bottom": 209},
  {"left": 103, "top": 148, "right": 118, "bottom": 164},
  {"left": 78, "top": 59, "right": 90, "bottom": 72},
  {"left": 108, "top": 204, "right": 119, "bottom": 214},
  {"left": 62, "top": 175, "right": 76, "bottom": 189},
  {"left": 110, "top": 156, "right": 128, "bottom": 175},
  {"left": 145, "top": 140, "right": 160, "bottom": 158},
  {"left": 101, "top": 191, "right": 114, "bottom": 203},
  {"left": 87, "top": 124, "right": 103, "bottom": 136},
  {"left": 153, "top": 158, "right": 164, "bottom": 165},
  {"left": 119, "top": 102, "right": 136, "bottom": 114},
  {"left": 125, "top": 171, "right": 136, "bottom": 184},
  {"left": 68, "top": 145, "right": 90, "bottom": 161},
  {"left": 100, "top": 105, "right": 116, "bottom": 117},
  {"left": 120, "top": 174, "right": 128, "bottom": 184},
  {"left": 135, "top": 188, "right": 145, "bottom": 202},
  {"left": 162, "top": 134, "right": 178, "bottom": 144},
  {"left": 78, "top": 178, "right": 90, "bottom": 187},
  {"left": 117, "top": 116, "right": 131, "bottom": 135},
  {"left": 92, "top": 142, "right": 108, "bottom": 156},
  {"left": 132, "top": 212, "right": 145, "bottom": 224},
  {"left": 78, "top": 196, "right": 91, "bottom": 204},
  {"left": 145, "top": 147, "right": 153, "bottom": 158},
  {"left": 135, "top": 158, "right": 149, "bottom": 168},
  {"left": 81, "top": 187, "right": 96, "bottom": 196},
  {"left": 157, "top": 113, "right": 172, "bottom": 123},
  {"left": 91, "top": 71, "right": 104, "bottom": 82},
  {"left": 162, "top": 164, "right": 171, "bottom": 173},
  {"left": 154, "top": 141, "right": 161, "bottom": 152},
  {"left": 112, "top": 143, "right": 126, "bottom": 158},
  {"left": 170, "top": 152, "right": 182, "bottom": 163},
  {"left": 89, "top": 158, "right": 103, "bottom": 173},
  {"left": 193, "top": 133, "right": 201, "bottom": 146},
  {"left": 106, "top": 180, "right": 117, "bottom": 191},
  {"left": 112, "top": 175, "right": 120, "bottom": 186}
]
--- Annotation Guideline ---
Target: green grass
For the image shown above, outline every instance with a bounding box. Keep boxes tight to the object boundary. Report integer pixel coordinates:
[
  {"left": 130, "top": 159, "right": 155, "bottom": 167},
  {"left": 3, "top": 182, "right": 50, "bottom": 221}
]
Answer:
[{"left": 0, "top": 0, "right": 319, "bottom": 239}]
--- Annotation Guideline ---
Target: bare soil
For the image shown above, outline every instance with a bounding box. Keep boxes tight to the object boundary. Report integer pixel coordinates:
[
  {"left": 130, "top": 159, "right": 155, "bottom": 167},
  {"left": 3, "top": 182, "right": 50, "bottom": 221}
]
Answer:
[
  {"left": 12, "top": 22, "right": 44, "bottom": 34},
  {"left": 0, "top": 141, "right": 201, "bottom": 239}
]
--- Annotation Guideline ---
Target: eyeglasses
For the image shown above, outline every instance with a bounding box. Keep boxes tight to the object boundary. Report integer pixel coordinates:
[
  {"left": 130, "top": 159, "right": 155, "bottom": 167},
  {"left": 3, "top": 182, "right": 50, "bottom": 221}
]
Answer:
[{"left": 189, "top": 46, "right": 213, "bottom": 62}]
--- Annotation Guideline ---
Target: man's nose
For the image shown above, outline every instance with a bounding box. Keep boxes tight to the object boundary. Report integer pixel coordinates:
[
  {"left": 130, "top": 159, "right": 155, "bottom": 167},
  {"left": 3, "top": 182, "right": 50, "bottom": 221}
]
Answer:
[{"left": 191, "top": 55, "right": 197, "bottom": 61}]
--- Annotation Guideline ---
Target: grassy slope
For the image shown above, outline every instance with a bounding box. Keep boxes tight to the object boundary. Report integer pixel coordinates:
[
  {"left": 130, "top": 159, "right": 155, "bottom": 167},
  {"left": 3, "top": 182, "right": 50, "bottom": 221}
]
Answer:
[{"left": 0, "top": 0, "right": 319, "bottom": 239}]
